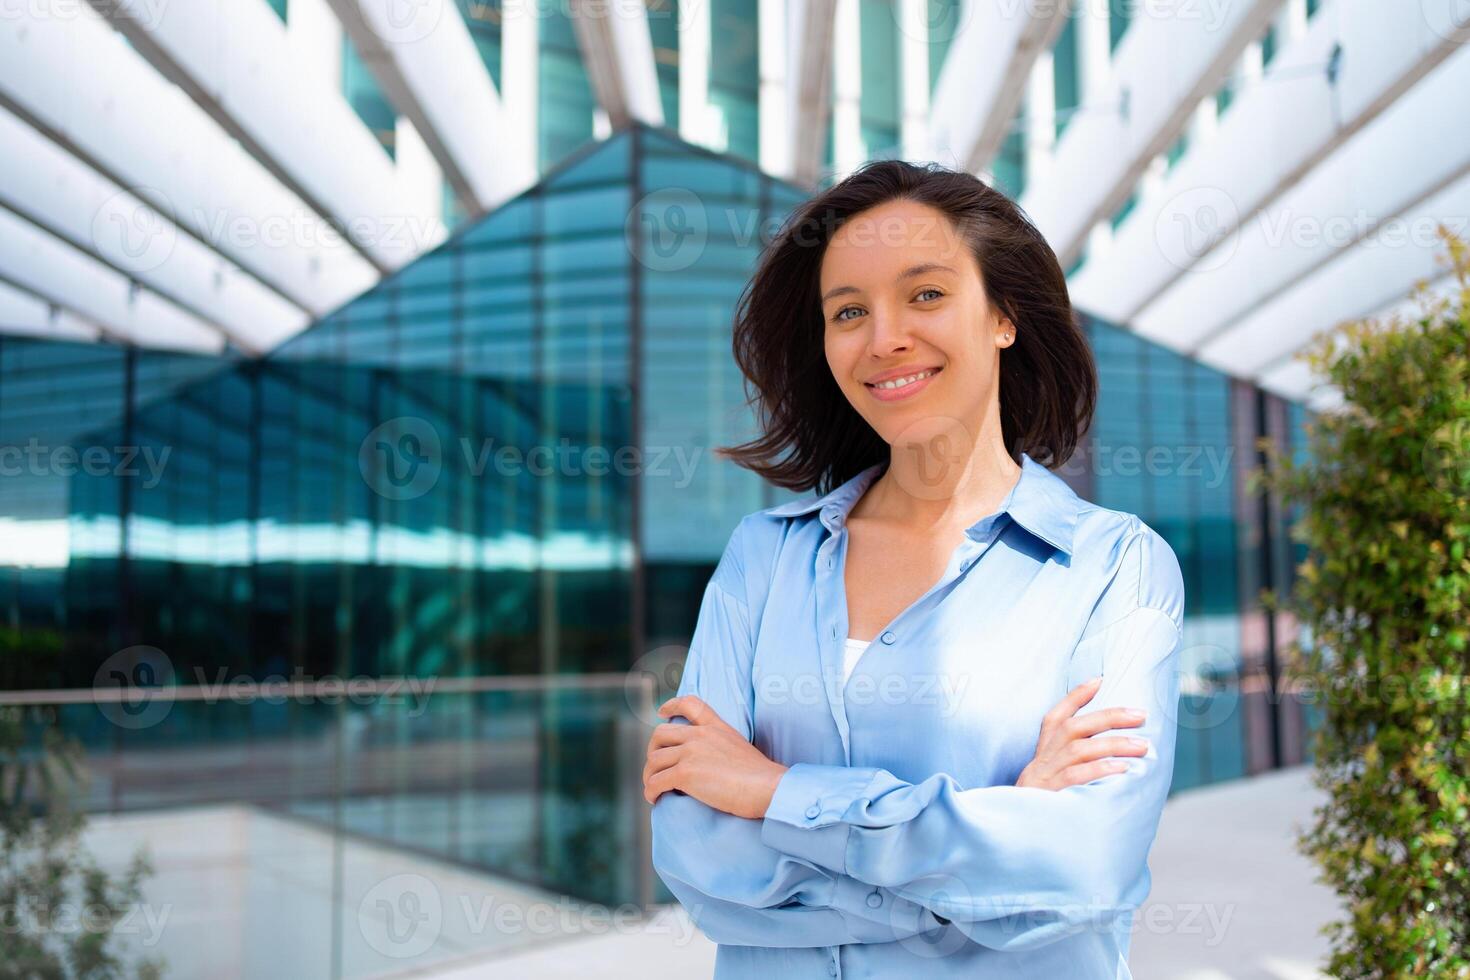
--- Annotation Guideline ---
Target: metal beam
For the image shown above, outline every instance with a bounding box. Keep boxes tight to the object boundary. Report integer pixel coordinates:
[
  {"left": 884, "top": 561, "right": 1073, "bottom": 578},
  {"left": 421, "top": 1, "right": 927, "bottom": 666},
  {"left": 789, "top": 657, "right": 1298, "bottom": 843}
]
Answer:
[
  {"left": 1022, "top": 0, "right": 1282, "bottom": 270},
  {"left": 926, "top": 0, "right": 1070, "bottom": 174},
  {"left": 87, "top": 0, "right": 441, "bottom": 273},
  {"left": 1257, "top": 266, "right": 1465, "bottom": 407},
  {"left": 789, "top": 0, "right": 840, "bottom": 184},
  {"left": 0, "top": 208, "right": 226, "bottom": 354},
  {"left": 0, "top": 279, "right": 103, "bottom": 344},
  {"left": 325, "top": 0, "right": 537, "bottom": 216},
  {"left": 0, "top": 5, "right": 378, "bottom": 318},
  {"left": 1196, "top": 166, "right": 1470, "bottom": 391},
  {"left": 1069, "top": 0, "right": 1470, "bottom": 326},
  {"left": 569, "top": 0, "right": 666, "bottom": 129},
  {"left": 1141, "top": 44, "right": 1470, "bottom": 367},
  {"left": 0, "top": 106, "right": 308, "bottom": 353}
]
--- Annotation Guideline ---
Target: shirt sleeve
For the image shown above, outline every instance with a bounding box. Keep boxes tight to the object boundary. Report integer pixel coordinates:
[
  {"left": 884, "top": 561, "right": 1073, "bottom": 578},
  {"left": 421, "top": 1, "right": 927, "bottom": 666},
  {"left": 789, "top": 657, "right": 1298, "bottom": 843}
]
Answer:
[
  {"left": 757, "top": 526, "right": 1186, "bottom": 952},
  {"left": 650, "top": 516, "right": 949, "bottom": 948}
]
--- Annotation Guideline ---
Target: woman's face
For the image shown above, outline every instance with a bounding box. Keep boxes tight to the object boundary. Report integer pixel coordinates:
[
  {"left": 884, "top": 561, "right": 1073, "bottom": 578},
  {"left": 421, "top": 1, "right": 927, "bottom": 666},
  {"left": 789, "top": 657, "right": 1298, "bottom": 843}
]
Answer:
[{"left": 820, "top": 198, "right": 1013, "bottom": 448}]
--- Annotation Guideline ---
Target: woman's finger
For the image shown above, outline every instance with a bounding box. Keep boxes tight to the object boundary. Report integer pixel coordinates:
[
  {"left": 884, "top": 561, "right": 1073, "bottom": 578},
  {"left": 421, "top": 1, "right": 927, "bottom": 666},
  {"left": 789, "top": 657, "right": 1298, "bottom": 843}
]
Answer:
[
  {"left": 1063, "top": 734, "right": 1150, "bottom": 767},
  {"left": 1042, "top": 676, "right": 1103, "bottom": 728},
  {"left": 643, "top": 745, "right": 681, "bottom": 786},
  {"left": 644, "top": 767, "right": 679, "bottom": 806},
  {"left": 1056, "top": 758, "right": 1131, "bottom": 788},
  {"left": 659, "top": 694, "right": 736, "bottom": 731},
  {"left": 1064, "top": 706, "right": 1147, "bottom": 740},
  {"left": 648, "top": 721, "right": 698, "bottom": 750}
]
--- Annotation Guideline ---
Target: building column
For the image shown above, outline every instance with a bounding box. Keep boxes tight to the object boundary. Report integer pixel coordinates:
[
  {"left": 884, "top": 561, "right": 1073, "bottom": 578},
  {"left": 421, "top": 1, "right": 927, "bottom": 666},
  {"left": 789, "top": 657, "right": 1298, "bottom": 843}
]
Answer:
[
  {"left": 502, "top": 0, "right": 541, "bottom": 175},
  {"left": 830, "top": 0, "right": 864, "bottom": 178},
  {"left": 897, "top": 0, "right": 930, "bottom": 161},
  {"left": 758, "top": 0, "right": 789, "bottom": 174}
]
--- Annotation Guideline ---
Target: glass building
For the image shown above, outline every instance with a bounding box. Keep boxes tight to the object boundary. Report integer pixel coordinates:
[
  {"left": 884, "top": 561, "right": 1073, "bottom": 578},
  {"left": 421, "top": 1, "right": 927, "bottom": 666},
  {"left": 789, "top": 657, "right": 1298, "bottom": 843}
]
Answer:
[
  {"left": 1, "top": 125, "right": 1313, "bottom": 943},
  {"left": 3, "top": 0, "right": 1459, "bottom": 973}
]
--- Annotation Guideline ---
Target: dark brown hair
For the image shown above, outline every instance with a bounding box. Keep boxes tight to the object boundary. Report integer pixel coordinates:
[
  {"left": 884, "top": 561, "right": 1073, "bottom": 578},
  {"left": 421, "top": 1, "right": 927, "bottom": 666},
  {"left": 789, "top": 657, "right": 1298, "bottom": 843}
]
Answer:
[{"left": 717, "top": 158, "right": 1097, "bottom": 495}]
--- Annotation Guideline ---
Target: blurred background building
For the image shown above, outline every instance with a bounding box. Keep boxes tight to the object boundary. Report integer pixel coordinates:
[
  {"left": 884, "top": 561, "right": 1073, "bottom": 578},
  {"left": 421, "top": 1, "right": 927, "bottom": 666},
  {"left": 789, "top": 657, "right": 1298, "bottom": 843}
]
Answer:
[{"left": 0, "top": 0, "right": 1464, "bottom": 976}]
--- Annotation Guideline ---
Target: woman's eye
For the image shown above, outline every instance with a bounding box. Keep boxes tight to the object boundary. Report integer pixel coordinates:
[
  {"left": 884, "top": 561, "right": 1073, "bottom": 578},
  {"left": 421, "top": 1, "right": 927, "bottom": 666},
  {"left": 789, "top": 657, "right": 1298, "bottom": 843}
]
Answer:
[
  {"left": 915, "top": 288, "right": 944, "bottom": 302},
  {"left": 833, "top": 307, "right": 864, "bottom": 322}
]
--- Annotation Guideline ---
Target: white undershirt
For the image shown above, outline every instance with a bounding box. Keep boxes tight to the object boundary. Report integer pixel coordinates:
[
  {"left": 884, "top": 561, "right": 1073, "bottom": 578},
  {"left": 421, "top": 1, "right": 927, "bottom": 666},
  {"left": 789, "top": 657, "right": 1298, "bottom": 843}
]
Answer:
[{"left": 842, "top": 636, "right": 872, "bottom": 684}]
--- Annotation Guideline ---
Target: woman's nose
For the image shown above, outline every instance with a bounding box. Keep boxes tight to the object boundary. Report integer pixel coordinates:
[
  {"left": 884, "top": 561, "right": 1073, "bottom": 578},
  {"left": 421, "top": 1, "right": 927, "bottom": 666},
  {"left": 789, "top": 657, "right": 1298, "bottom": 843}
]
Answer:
[{"left": 866, "top": 311, "right": 915, "bottom": 356}]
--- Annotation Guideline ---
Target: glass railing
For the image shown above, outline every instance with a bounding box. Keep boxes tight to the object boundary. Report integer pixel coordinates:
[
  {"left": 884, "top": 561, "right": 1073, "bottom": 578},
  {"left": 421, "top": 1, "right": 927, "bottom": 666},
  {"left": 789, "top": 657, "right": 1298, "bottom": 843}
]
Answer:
[{"left": 1, "top": 672, "right": 659, "bottom": 978}]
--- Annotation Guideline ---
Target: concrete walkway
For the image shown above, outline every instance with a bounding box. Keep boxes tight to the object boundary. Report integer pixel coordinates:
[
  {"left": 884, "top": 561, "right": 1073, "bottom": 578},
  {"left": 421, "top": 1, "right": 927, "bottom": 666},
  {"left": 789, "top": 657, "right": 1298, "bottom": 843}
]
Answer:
[
  {"left": 77, "top": 766, "right": 1336, "bottom": 978},
  {"left": 1127, "top": 766, "right": 1338, "bottom": 979}
]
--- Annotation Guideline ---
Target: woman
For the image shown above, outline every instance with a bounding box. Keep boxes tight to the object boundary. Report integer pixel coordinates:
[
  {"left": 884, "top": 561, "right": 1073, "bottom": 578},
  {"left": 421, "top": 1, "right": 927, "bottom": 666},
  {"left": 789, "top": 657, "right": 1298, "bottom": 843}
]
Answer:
[{"left": 643, "top": 158, "right": 1185, "bottom": 979}]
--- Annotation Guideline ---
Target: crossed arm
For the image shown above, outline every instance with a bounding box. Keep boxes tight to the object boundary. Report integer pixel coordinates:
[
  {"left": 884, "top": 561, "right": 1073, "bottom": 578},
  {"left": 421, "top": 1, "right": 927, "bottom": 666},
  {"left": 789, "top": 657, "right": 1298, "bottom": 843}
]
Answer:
[
  {"left": 647, "top": 522, "right": 1185, "bottom": 951},
  {"left": 647, "top": 574, "right": 947, "bottom": 947}
]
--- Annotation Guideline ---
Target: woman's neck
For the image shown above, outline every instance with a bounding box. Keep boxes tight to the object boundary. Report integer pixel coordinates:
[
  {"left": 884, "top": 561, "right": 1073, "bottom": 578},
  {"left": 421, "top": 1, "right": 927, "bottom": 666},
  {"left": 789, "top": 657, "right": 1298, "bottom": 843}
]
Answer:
[{"left": 857, "top": 436, "right": 1021, "bottom": 532}]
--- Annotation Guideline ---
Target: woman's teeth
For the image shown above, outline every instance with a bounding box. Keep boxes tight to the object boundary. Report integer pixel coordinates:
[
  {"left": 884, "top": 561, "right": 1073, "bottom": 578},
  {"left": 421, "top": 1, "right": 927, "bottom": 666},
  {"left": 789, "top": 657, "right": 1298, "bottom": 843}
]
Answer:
[{"left": 871, "top": 368, "right": 938, "bottom": 390}]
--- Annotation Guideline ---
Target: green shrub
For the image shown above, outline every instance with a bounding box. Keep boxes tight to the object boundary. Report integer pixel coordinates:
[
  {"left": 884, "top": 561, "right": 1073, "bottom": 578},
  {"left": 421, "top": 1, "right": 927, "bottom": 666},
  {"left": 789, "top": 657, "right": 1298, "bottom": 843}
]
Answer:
[
  {"left": 1259, "top": 229, "right": 1470, "bottom": 977},
  {"left": 0, "top": 709, "right": 163, "bottom": 979}
]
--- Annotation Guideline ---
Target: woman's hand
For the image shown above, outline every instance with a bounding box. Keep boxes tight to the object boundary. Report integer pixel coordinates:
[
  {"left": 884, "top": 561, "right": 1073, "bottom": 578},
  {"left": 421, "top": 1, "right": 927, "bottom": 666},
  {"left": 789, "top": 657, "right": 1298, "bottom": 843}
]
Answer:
[
  {"left": 1016, "top": 676, "right": 1150, "bottom": 791},
  {"left": 643, "top": 695, "right": 789, "bottom": 819}
]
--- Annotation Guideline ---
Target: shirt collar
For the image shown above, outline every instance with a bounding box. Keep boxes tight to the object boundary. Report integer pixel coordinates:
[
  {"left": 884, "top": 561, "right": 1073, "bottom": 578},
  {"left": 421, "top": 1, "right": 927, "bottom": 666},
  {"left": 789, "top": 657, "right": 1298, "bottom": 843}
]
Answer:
[{"left": 764, "top": 451, "right": 1080, "bottom": 557}]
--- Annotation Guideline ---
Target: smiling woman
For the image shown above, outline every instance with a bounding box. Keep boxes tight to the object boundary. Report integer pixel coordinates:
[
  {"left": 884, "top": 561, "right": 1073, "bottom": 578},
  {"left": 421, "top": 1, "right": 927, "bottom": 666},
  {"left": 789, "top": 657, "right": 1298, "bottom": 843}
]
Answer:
[
  {"left": 645, "top": 159, "right": 1184, "bottom": 980},
  {"left": 720, "top": 159, "right": 1095, "bottom": 490}
]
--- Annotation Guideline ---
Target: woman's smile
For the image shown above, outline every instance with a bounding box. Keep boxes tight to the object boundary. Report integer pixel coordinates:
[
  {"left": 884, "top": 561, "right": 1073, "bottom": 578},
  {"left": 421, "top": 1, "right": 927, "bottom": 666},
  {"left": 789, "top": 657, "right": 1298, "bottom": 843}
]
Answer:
[{"left": 864, "top": 365, "right": 942, "bottom": 402}]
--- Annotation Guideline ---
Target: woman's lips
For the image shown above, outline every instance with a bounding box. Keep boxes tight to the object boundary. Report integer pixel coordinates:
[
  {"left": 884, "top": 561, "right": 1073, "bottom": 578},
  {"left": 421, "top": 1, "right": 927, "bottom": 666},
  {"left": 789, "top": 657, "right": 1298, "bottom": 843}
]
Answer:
[{"left": 864, "top": 366, "right": 941, "bottom": 402}]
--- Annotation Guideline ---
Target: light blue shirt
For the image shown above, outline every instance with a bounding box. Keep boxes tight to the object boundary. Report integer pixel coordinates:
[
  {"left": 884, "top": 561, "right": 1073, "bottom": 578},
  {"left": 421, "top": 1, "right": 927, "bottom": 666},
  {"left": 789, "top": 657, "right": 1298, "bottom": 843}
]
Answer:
[{"left": 651, "top": 452, "right": 1187, "bottom": 979}]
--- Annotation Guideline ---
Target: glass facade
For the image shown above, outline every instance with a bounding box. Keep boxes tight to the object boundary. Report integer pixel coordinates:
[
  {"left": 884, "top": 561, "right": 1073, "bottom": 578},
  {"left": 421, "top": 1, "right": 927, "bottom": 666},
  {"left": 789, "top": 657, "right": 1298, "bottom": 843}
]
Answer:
[
  {"left": 1, "top": 124, "right": 1316, "bottom": 930},
  {"left": 456, "top": 0, "right": 504, "bottom": 90},
  {"left": 991, "top": 106, "right": 1027, "bottom": 199},
  {"left": 0, "top": 126, "right": 809, "bottom": 913},
  {"left": 927, "top": 0, "right": 962, "bottom": 94},
  {"left": 538, "top": 0, "right": 599, "bottom": 169},
  {"left": 342, "top": 35, "right": 397, "bottom": 159},
  {"left": 858, "top": 0, "right": 902, "bottom": 160},
  {"left": 708, "top": 0, "right": 760, "bottom": 159},
  {"left": 1052, "top": 8, "right": 1080, "bottom": 140},
  {"left": 1080, "top": 314, "right": 1315, "bottom": 791},
  {"left": 647, "top": 0, "right": 682, "bottom": 129},
  {"left": 1109, "top": 0, "right": 1132, "bottom": 52}
]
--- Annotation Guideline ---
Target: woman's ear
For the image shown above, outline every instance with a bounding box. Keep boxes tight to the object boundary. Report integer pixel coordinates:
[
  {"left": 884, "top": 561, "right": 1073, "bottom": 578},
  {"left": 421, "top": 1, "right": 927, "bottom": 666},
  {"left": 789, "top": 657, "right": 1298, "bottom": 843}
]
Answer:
[{"left": 995, "top": 316, "right": 1016, "bottom": 348}]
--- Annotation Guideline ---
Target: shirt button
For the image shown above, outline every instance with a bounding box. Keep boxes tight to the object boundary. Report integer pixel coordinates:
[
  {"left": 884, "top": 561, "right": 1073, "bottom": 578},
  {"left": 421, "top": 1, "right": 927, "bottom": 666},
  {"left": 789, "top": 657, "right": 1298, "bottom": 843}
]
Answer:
[
  {"left": 804, "top": 803, "right": 821, "bottom": 819},
  {"left": 880, "top": 631, "right": 896, "bottom": 644},
  {"left": 826, "top": 556, "right": 834, "bottom": 569},
  {"left": 865, "top": 890, "right": 883, "bottom": 909}
]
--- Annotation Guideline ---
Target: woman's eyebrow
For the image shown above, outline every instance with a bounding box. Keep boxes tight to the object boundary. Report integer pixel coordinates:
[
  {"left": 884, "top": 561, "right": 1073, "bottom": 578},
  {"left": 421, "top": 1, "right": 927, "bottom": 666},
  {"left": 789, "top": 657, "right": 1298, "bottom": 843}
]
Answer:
[
  {"left": 821, "top": 263, "right": 958, "bottom": 304},
  {"left": 897, "top": 262, "right": 957, "bottom": 281}
]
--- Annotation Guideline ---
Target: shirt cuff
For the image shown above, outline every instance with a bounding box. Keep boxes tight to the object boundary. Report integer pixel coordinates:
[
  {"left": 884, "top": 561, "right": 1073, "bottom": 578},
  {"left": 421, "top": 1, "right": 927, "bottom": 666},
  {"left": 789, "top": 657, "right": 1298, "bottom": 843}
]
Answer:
[{"left": 761, "top": 762, "right": 882, "bottom": 875}]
